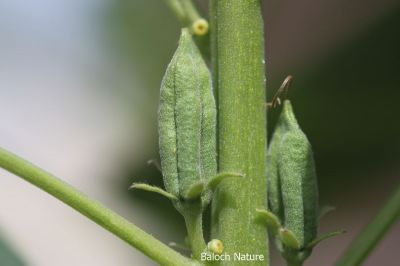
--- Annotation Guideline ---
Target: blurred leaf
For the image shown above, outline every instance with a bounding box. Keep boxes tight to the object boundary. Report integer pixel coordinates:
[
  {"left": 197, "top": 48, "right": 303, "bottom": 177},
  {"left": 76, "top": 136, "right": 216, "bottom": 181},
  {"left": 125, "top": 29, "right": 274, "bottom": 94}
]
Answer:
[{"left": 0, "top": 234, "right": 26, "bottom": 266}]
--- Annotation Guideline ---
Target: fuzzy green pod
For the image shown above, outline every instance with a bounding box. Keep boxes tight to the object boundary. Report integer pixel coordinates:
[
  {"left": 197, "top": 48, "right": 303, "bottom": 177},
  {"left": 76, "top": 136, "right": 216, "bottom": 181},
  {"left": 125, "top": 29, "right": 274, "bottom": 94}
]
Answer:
[
  {"left": 262, "top": 100, "right": 343, "bottom": 265},
  {"left": 267, "top": 117, "right": 284, "bottom": 222},
  {"left": 158, "top": 28, "right": 216, "bottom": 207},
  {"left": 278, "top": 100, "right": 318, "bottom": 248}
]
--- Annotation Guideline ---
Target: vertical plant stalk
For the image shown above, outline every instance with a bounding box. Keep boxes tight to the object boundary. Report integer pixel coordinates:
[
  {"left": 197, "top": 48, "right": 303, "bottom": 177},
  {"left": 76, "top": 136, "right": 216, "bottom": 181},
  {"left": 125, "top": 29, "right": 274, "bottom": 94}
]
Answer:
[
  {"left": 336, "top": 185, "right": 400, "bottom": 266},
  {"left": 0, "top": 147, "right": 197, "bottom": 266},
  {"left": 209, "top": 0, "right": 218, "bottom": 108},
  {"left": 210, "top": 0, "right": 268, "bottom": 265}
]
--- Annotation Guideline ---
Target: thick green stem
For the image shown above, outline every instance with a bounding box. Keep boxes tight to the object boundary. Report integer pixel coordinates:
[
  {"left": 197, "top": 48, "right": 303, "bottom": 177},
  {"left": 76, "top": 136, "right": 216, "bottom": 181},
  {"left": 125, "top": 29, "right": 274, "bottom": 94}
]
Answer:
[
  {"left": 209, "top": 0, "right": 218, "bottom": 107},
  {"left": 336, "top": 185, "right": 400, "bottom": 266},
  {"left": 0, "top": 147, "right": 197, "bottom": 266},
  {"left": 210, "top": 0, "right": 268, "bottom": 265},
  {"left": 183, "top": 204, "right": 207, "bottom": 260}
]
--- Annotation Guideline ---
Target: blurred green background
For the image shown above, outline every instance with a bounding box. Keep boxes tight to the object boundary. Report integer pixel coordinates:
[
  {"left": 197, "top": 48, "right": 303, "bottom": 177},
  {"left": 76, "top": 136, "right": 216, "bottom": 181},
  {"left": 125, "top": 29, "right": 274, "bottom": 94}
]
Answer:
[{"left": 0, "top": 0, "right": 399, "bottom": 265}]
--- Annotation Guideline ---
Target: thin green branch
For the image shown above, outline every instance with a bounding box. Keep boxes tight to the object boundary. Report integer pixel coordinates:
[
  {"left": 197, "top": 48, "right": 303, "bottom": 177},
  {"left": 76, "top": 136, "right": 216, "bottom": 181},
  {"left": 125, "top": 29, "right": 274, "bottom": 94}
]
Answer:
[
  {"left": 336, "top": 185, "right": 400, "bottom": 266},
  {"left": 179, "top": 0, "right": 201, "bottom": 22},
  {"left": 306, "top": 230, "right": 346, "bottom": 249},
  {"left": 162, "top": 0, "right": 209, "bottom": 35},
  {"left": 163, "top": 0, "right": 186, "bottom": 22},
  {"left": 0, "top": 147, "right": 197, "bottom": 266},
  {"left": 130, "top": 183, "right": 178, "bottom": 201}
]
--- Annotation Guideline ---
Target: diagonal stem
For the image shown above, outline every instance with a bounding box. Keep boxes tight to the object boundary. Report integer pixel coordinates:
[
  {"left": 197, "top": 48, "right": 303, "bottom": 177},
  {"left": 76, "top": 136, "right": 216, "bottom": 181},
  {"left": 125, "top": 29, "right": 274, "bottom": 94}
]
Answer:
[
  {"left": 162, "top": 0, "right": 208, "bottom": 35},
  {"left": 0, "top": 147, "right": 197, "bottom": 266},
  {"left": 336, "top": 185, "right": 400, "bottom": 266}
]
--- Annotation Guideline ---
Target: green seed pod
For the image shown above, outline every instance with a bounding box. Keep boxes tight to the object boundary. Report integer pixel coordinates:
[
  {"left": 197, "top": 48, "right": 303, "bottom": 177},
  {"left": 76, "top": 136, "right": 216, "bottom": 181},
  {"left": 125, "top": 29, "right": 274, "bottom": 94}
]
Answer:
[
  {"left": 158, "top": 28, "right": 216, "bottom": 208},
  {"left": 263, "top": 100, "right": 343, "bottom": 265},
  {"left": 278, "top": 100, "right": 318, "bottom": 248},
  {"left": 267, "top": 117, "right": 285, "bottom": 222}
]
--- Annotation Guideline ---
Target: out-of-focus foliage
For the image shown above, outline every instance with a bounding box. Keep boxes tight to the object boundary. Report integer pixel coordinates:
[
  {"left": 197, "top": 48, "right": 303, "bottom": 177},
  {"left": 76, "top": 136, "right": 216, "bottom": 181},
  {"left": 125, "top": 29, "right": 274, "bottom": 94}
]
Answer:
[
  {"left": 0, "top": 234, "right": 25, "bottom": 266},
  {"left": 268, "top": 7, "right": 400, "bottom": 196}
]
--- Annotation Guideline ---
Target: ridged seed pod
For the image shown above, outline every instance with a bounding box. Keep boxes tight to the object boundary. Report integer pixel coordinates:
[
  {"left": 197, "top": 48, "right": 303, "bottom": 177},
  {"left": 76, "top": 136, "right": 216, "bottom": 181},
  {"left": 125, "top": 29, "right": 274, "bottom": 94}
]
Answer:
[
  {"left": 263, "top": 100, "right": 343, "bottom": 265},
  {"left": 267, "top": 117, "right": 284, "bottom": 222},
  {"left": 278, "top": 100, "right": 318, "bottom": 248},
  {"left": 158, "top": 28, "right": 216, "bottom": 209}
]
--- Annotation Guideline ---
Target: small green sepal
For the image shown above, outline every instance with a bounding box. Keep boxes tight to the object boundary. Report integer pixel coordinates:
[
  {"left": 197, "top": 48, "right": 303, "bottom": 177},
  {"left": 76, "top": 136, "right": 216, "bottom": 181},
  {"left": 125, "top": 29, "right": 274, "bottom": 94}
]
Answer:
[
  {"left": 129, "top": 183, "right": 178, "bottom": 201},
  {"left": 279, "top": 228, "right": 301, "bottom": 250},
  {"left": 183, "top": 181, "right": 205, "bottom": 200},
  {"left": 318, "top": 205, "right": 336, "bottom": 220},
  {"left": 207, "top": 172, "right": 244, "bottom": 190},
  {"left": 255, "top": 209, "right": 282, "bottom": 234},
  {"left": 306, "top": 230, "right": 346, "bottom": 249}
]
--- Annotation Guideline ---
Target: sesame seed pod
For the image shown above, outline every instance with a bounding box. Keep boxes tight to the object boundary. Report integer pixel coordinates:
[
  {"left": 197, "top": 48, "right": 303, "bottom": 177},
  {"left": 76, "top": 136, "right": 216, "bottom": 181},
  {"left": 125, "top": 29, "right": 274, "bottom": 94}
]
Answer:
[
  {"left": 173, "top": 35, "right": 202, "bottom": 199},
  {"left": 197, "top": 49, "right": 217, "bottom": 205},
  {"left": 159, "top": 46, "right": 180, "bottom": 198},
  {"left": 278, "top": 100, "right": 319, "bottom": 248},
  {"left": 159, "top": 28, "right": 216, "bottom": 205},
  {"left": 267, "top": 116, "right": 285, "bottom": 222}
]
